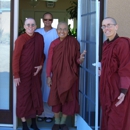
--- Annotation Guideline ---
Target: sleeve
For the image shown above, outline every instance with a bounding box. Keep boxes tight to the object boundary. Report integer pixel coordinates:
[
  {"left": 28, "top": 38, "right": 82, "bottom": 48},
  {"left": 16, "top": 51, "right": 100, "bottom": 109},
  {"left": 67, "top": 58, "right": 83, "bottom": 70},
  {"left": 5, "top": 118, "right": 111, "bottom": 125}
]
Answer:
[
  {"left": 117, "top": 38, "right": 130, "bottom": 91},
  {"left": 12, "top": 37, "right": 25, "bottom": 78}
]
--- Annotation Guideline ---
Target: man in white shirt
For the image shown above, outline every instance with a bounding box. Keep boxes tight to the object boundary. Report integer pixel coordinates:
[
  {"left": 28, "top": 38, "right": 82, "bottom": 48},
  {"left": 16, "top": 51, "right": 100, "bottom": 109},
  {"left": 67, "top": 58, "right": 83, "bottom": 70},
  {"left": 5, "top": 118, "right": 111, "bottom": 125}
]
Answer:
[{"left": 35, "top": 12, "right": 58, "bottom": 123}]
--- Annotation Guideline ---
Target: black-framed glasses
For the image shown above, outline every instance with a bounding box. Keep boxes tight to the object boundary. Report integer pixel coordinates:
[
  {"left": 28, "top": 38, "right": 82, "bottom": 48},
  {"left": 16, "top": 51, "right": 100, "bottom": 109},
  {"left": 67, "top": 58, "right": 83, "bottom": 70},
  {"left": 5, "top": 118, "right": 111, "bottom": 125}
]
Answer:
[
  {"left": 101, "top": 24, "right": 116, "bottom": 29},
  {"left": 44, "top": 19, "right": 53, "bottom": 22},
  {"left": 26, "top": 24, "right": 35, "bottom": 27}
]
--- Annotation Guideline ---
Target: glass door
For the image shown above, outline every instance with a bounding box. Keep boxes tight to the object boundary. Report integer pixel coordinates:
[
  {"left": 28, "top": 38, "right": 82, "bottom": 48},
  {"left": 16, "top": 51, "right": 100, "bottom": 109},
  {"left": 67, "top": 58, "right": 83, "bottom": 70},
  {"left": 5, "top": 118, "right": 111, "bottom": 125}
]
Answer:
[
  {"left": 0, "top": 0, "right": 13, "bottom": 125},
  {"left": 76, "top": 0, "right": 100, "bottom": 130}
]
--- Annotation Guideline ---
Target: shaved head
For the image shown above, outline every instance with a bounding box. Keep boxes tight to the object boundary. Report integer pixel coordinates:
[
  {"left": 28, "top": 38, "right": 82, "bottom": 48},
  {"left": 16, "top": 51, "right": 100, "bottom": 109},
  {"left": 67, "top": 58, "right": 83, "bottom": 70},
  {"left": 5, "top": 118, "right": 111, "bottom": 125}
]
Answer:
[
  {"left": 24, "top": 18, "right": 36, "bottom": 25},
  {"left": 57, "top": 21, "right": 68, "bottom": 30},
  {"left": 103, "top": 17, "right": 117, "bottom": 25}
]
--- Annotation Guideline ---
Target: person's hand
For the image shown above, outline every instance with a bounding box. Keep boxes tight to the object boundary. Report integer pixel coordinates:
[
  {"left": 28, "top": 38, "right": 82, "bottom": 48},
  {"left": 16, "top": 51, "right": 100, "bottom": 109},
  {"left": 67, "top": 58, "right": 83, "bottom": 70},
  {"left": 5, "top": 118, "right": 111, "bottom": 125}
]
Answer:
[
  {"left": 34, "top": 65, "right": 42, "bottom": 76},
  {"left": 14, "top": 78, "right": 20, "bottom": 86},
  {"left": 80, "top": 50, "right": 87, "bottom": 63},
  {"left": 115, "top": 93, "right": 125, "bottom": 107},
  {"left": 47, "top": 77, "right": 52, "bottom": 87}
]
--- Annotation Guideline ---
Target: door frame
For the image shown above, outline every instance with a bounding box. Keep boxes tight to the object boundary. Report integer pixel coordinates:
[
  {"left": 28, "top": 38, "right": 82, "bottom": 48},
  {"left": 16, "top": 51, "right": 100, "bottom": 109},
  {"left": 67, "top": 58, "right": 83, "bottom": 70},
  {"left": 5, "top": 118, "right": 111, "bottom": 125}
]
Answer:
[
  {"left": 76, "top": 0, "right": 100, "bottom": 130},
  {"left": 13, "top": 0, "right": 102, "bottom": 129},
  {"left": 13, "top": 0, "right": 19, "bottom": 129}
]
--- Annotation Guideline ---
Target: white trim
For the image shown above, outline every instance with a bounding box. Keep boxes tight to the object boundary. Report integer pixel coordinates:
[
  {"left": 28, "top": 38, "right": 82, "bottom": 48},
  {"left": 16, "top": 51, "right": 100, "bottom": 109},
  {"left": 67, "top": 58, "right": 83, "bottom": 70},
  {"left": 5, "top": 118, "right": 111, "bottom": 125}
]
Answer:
[
  {"left": 77, "top": 0, "right": 81, "bottom": 43},
  {"left": 76, "top": 114, "right": 92, "bottom": 130},
  {"left": 0, "top": 124, "right": 13, "bottom": 127},
  {"left": 13, "top": 0, "right": 19, "bottom": 129},
  {"left": 95, "top": 1, "right": 100, "bottom": 130}
]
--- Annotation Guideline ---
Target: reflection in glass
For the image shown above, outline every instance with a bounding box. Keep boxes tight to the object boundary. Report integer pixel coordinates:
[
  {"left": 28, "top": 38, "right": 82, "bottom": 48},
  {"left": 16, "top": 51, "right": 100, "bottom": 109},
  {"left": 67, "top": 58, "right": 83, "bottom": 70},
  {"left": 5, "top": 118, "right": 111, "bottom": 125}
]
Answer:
[{"left": 0, "top": 0, "right": 10, "bottom": 109}]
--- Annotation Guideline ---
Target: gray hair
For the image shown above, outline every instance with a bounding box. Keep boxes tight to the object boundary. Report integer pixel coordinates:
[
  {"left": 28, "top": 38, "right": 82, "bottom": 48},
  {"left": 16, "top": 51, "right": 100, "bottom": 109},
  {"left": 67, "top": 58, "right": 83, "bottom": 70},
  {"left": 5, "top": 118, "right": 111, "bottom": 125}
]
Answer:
[
  {"left": 24, "top": 18, "right": 36, "bottom": 25},
  {"left": 57, "top": 21, "right": 68, "bottom": 30},
  {"left": 103, "top": 17, "right": 117, "bottom": 25}
]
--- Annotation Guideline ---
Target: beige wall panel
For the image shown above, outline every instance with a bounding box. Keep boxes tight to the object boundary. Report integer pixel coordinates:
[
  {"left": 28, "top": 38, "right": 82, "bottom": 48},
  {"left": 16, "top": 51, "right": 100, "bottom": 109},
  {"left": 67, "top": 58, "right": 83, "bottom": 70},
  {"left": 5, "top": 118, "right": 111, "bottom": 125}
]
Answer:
[{"left": 107, "top": 0, "right": 130, "bottom": 37}]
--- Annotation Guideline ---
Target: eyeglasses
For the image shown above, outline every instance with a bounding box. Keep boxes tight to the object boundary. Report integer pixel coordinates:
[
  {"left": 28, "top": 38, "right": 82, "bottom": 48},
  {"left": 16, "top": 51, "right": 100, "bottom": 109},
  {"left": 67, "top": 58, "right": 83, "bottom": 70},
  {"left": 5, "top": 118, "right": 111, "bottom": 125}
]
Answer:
[
  {"left": 101, "top": 24, "right": 116, "bottom": 29},
  {"left": 57, "top": 28, "right": 68, "bottom": 32},
  {"left": 26, "top": 24, "right": 35, "bottom": 27},
  {"left": 44, "top": 19, "right": 53, "bottom": 22}
]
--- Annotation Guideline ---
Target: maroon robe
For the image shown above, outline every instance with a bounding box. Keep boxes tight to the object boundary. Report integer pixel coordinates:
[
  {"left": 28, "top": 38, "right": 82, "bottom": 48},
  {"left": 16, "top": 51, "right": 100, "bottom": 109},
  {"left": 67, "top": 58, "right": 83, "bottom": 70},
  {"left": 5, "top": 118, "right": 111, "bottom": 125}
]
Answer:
[
  {"left": 47, "top": 36, "right": 80, "bottom": 115},
  {"left": 13, "top": 32, "right": 44, "bottom": 118},
  {"left": 100, "top": 35, "right": 130, "bottom": 130}
]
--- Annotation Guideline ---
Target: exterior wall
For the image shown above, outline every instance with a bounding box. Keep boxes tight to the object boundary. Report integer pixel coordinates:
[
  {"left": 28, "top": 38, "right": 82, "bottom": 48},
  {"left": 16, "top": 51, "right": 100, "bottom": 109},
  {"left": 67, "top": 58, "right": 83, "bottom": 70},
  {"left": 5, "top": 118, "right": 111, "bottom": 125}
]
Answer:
[{"left": 107, "top": 0, "right": 130, "bottom": 37}]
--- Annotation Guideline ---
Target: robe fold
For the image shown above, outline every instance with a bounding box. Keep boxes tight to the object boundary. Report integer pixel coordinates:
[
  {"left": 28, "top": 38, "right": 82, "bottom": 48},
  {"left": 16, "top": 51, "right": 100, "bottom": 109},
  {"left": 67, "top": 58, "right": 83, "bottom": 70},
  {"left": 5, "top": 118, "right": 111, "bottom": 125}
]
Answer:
[
  {"left": 100, "top": 36, "right": 130, "bottom": 130},
  {"left": 47, "top": 35, "right": 80, "bottom": 115},
  {"left": 13, "top": 32, "right": 44, "bottom": 118}
]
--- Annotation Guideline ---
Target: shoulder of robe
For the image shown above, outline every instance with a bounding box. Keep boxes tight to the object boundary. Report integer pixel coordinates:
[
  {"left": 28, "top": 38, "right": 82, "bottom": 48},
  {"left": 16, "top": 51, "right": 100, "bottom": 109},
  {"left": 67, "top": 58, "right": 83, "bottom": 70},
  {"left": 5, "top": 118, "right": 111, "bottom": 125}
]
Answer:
[
  {"left": 35, "top": 32, "right": 42, "bottom": 37},
  {"left": 15, "top": 33, "right": 26, "bottom": 43},
  {"left": 52, "top": 38, "right": 59, "bottom": 43},
  {"left": 113, "top": 37, "right": 130, "bottom": 52},
  {"left": 117, "top": 37, "right": 130, "bottom": 46}
]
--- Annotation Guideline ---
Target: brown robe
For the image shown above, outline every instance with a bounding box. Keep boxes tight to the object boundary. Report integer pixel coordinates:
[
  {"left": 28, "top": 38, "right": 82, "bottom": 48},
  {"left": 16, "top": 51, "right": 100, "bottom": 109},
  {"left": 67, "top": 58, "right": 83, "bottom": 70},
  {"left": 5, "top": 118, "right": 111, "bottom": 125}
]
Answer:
[
  {"left": 100, "top": 35, "right": 130, "bottom": 130},
  {"left": 47, "top": 36, "right": 80, "bottom": 115},
  {"left": 13, "top": 32, "right": 44, "bottom": 118}
]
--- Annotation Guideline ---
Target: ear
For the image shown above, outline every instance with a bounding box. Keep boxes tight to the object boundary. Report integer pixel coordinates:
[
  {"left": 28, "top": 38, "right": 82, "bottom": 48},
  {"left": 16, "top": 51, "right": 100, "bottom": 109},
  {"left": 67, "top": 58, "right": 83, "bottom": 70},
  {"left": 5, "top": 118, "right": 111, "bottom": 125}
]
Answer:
[
  {"left": 115, "top": 25, "right": 118, "bottom": 31},
  {"left": 35, "top": 25, "right": 37, "bottom": 29}
]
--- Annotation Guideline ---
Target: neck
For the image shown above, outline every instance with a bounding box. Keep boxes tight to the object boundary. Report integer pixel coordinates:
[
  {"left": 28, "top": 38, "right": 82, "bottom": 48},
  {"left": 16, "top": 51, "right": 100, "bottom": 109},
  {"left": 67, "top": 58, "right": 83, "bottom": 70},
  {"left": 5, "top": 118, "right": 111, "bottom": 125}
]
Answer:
[
  {"left": 108, "top": 34, "right": 116, "bottom": 41},
  {"left": 26, "top": 32, "right": 34, "bottom": 36},
  {"left": 44, "top": 26, "right": 52, "bottom": 32}
]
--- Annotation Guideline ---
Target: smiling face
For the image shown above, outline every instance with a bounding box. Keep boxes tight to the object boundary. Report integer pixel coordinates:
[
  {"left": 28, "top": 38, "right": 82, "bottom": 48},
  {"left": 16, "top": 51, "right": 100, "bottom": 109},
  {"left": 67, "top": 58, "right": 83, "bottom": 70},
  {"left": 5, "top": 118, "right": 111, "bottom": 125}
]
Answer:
[
  {"left": 102, "top": 18, "right": 118, "bottom": 41},
  {"left": 57, "top": 22, "right": 68, "bottom": 41},
  {"left": 43, "top": 14, "right": 53, "bottom": 27},
  {"left": 24, "top": 18, "right": 36, "bottom": 36}
]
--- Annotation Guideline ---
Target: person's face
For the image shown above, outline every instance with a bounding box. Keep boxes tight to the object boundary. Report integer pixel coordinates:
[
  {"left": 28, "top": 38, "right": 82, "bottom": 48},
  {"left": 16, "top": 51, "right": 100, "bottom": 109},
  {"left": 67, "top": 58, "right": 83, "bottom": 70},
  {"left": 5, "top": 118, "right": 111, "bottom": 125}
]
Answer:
[
  {"left": 57, "top": 23, "right": 68, "bottom": 41},
  {"left": 24, "top": 19, "right": 36, "bottom": 36},
  {"left": 43, "top": 14, "right": 53, "bottom": 27},
  {"left": 101, "top": 18, "right": 118, "bottom": 40}
]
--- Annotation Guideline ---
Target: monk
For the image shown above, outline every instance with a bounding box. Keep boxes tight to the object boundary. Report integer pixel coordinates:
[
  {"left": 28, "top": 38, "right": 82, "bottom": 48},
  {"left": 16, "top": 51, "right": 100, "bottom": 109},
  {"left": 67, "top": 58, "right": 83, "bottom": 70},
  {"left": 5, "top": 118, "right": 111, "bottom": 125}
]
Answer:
[
  {"left": 12, "top": 18, "right": 44, "bottom": 130},
  {"left": 46, "top": 21, "right": 86, "bottom": 130},
  {"left": 100, "top": 17, "right": 130, "bottom": 130}
]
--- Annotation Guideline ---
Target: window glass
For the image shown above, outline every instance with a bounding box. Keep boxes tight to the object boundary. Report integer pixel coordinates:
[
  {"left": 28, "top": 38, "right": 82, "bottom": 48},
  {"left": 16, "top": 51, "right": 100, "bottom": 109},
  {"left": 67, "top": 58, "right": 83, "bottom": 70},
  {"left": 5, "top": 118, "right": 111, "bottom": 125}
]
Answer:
[
  {"left": 68, "top": 19, "right": 74, "bottom": 29},
  {"left": 0, "top": 0, "right": 10, "bottom": 109}
]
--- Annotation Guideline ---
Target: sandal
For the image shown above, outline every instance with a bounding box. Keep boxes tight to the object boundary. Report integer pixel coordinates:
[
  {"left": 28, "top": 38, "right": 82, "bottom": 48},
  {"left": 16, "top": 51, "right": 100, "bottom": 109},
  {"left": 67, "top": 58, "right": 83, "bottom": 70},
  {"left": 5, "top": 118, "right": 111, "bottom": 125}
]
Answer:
[
  {"left": 45, "top": 117, "right": 53, "bottom": 123},
  {"left": 37, "top": 117, "right": 45, "bottom": 122}
]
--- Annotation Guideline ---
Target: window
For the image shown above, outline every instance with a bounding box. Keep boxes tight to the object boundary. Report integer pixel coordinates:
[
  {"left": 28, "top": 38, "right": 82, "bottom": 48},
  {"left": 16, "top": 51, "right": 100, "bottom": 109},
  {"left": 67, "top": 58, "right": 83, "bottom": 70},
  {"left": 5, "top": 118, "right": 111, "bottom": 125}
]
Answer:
[{"left": 68, "top": 19, "right": 74, "bottom": 29}]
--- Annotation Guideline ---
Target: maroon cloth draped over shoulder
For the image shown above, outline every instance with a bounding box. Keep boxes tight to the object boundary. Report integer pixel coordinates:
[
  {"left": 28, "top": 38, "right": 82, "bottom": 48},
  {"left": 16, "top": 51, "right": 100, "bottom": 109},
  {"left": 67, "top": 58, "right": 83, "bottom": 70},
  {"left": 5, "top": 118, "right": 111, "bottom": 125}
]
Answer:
[
  {"left": 15, "top": 33, "right": 44, "bottom": 118},
  {"left": 48, "top": 36, "right": 80, "bottom": 107},
  {"left": 100, "top": 36, "right": 130, "bottom": 130}
]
